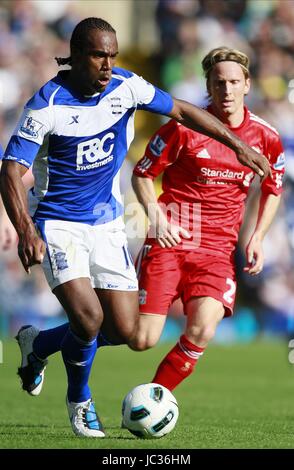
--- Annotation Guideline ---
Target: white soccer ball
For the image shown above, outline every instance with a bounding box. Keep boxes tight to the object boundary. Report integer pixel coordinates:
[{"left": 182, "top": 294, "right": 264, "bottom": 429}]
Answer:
[{"left": 122, "top": 383, "right": 179, "bottom": 439}]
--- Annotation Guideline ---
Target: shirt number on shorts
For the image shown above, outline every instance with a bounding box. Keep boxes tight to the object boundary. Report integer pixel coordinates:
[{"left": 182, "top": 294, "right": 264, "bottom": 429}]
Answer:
[{"left": 223, "top": 278, "right": 236, "bottom": 304}]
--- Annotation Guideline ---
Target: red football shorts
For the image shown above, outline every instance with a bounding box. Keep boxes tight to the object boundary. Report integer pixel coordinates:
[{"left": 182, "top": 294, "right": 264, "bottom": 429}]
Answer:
[{"left": 136, "top": 246, "right": 237, "bottom": 317}]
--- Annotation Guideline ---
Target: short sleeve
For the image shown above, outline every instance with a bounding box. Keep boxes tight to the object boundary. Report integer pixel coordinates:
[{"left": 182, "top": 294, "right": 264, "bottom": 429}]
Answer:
[
  {"left": 133, "top": 120, "right": 184, "bottom": 179},
  {"left": 3, "top": 105, "right": 53, "bottom": 168},
  {"left": 261, "top": 134, "right": 285, "bottom": 196},
  {"left": 127, "top": 73, "right": 173, "bottom": 115}
]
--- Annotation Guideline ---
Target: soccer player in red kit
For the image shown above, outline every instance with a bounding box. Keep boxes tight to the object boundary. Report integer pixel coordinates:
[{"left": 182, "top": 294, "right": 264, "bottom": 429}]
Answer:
[{"left": 130, "top": 47, "right": 285, "bottom": 391}]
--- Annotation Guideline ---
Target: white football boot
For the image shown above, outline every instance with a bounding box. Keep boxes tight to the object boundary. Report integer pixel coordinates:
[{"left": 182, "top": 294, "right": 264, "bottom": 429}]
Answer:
[{"left": 66, "top": 397, "right": 105, "bottom": 437}]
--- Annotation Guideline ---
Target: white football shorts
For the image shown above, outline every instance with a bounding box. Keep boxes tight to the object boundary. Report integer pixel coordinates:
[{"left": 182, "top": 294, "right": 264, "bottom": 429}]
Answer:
[{"left": 36, "top": 217, "right": 138, "bottom": 291}]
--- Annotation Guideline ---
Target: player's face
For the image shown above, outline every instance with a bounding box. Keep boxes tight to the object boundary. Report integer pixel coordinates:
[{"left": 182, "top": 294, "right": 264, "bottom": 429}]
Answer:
[
  {"left": 72, "top": 30, "right": 118, "bottom": 94},
  {"left": 207, "top": 61, "right": 250, "bottom": 122}
]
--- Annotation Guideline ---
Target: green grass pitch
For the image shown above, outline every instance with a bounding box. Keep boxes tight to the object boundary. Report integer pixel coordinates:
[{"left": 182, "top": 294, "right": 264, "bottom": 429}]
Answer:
[{"left": 0, "top": 338, "right": 294, "bottom": 449}]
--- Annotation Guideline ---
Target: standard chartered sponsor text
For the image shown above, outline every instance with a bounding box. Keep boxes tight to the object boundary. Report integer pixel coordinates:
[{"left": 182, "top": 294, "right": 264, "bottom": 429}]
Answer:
[{"left": 201, "top": 167, "right": 244, "bottom": 179}]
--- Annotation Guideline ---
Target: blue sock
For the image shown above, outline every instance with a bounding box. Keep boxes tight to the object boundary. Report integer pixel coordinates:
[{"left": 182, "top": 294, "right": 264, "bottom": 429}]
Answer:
[
  {"left": 33, "top": 323, "right": 114, "bottom": 360},
  {"left": 33, "top": 323, "right": 69, "bottom": 359},
  {"left": 61, "top": 328, "right": 97, "bottom": 403}
]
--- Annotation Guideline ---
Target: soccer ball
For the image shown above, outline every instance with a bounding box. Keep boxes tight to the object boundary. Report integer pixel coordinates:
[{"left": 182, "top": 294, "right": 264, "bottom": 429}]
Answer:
[{"left": 122, "top": 383, "right": 179, "bottom": 439}]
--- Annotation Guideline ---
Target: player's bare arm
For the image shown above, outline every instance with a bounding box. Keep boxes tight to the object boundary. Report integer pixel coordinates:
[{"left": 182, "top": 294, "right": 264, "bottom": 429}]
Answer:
[
  {"left": 0, "top": 161, "right": 18, "bottom": 250},
  {"left": 0, "top": 164, "right": 34, "bottom": 251},
  {"left": 244, "top": 193, "right": 281, "bottom": 275},
  {"left": 0, "top": 160, "right": 45, "bottom": 272},
  {"left": 132, "top": 174, "right": 190, "bottom": 248},
  {"left": 169, "top": 98, "right": 271, "bottom": 179}
]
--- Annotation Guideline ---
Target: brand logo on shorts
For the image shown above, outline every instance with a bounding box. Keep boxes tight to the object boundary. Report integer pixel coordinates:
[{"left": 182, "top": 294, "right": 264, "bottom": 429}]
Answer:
[
  {"left": 76, "top": 133, "right": 115, "bottom": 171},
  {"left": 139, "top": 289, "right": 147, "bottom": 305}
]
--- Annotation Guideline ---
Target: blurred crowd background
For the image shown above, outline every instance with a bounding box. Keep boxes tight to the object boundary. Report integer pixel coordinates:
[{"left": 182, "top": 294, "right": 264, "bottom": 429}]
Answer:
[{"left": 0, "top": 0, "right": 294, "bottom": 343}]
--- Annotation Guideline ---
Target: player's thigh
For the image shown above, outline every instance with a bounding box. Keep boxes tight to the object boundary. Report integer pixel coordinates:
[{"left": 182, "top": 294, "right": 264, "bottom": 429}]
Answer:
[
  {"left": 90, "top": 218, "right": 138, "bottom": 291},
  {"left": 137, "top": 247, "right": 181, "bottom": 315},
  {"left": 186, "top": 296, "right": 225, "bottom": 330},
  {"left": 37, "top": 219, "right": 91, "bottom": 291},
  {"left": 95, "top": 289, "right": 139, "bottom": 343},
  {"left": 130, "top": 313, "right": 167, "bottom": 351},
  {"left": 183, "top": 253, "right": 237, "bottom": 318},
  {"left": 54, "top": 278, "right": 104, "bottom": 340}
]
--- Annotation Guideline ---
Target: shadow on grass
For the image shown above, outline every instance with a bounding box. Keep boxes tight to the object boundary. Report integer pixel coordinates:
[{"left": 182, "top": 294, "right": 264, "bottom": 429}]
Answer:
[
  {"left": 0, "top": 424, "right": 51, "bottom": 429},
  {"left": 0, "top": 424, "right": 137, "bottom": 441}
]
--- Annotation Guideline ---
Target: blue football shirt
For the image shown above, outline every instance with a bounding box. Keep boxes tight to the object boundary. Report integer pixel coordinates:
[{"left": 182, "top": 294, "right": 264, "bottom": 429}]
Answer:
[{"left": 4, "top": 68, "right": 173, "bottom": 225}]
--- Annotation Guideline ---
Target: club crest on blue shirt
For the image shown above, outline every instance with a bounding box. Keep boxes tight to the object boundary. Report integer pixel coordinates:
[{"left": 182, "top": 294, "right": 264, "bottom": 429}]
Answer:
[{"left": 20, "top": 116, "right": 44, "bottom": 138}]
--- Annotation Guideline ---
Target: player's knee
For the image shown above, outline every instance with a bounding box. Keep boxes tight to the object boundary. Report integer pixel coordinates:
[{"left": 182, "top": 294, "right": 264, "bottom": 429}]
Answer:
[
  {"left": 128, "top": 332, "right": 157, "bottom": 351},
  {"left": 129, "top": 340, "right": 152, "bottom": 351},
  {"left": 187, "top": 324, "right": 217, "bottom": 346},
  {"left": 72, "top": 310, "right": 102, "bottom": 341},
  {"left": 77, "top": 323, "right": 99, "bottom": 342}
]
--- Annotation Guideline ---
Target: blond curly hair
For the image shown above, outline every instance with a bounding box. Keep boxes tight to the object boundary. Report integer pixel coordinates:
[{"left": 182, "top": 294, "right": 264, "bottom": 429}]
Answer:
[{"left": 202, "top": 47, "right": 250, "bottom": 80}]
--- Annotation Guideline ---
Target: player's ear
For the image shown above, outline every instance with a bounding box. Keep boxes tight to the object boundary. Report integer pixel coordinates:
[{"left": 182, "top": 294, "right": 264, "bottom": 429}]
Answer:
[
  {"left": 244, "top": 77, "right": 250, "bottom": 96},
  {"left": 206, "top": 79, "right": 211, "bottom": 97},
  {"left": 71, "top": 46, "right": 82, "bottom": 66}
]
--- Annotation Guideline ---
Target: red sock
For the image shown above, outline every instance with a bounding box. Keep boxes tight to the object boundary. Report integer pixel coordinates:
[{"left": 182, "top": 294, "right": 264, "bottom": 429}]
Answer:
[{"left": 152, "top": 335, "right": 205, "bottom": 391}]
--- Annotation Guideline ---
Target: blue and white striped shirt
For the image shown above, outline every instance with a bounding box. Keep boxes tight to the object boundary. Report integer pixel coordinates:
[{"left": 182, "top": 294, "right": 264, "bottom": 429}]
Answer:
[{"left": 4, "top": 67, "right": 173, "bottom": 225}]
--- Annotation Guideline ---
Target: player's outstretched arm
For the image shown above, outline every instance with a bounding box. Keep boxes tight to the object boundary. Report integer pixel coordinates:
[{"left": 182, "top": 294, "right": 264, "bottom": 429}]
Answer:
[
  {"left": 0, "top": 161, "right": 45, "bottom": 272},
  {"left": 244, "top": 193, "right": 281, "bottom": 275},
  {"left": 168, "top": 99, "right": 271, "bottom": 179}
]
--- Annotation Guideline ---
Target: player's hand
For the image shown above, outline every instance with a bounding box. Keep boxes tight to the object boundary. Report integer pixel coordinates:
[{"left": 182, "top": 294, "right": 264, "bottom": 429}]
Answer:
[
  {"left": 243, "top": 234, "right": 264, "bottom": 276},
  {"left": 237, "top": 147, "right": 272, "bottom": 181},
  {"left": 18, "top": 226, "right": 46, "bottom": 274},
  {"left": 155, "top": 222, "right": 191, "bottom": 248}
]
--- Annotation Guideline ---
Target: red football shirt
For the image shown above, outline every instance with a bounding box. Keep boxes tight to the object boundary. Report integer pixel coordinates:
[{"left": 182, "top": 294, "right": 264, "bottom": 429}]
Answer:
[{"left": 133, "top": 106, "right": 285, "bottom": 257}]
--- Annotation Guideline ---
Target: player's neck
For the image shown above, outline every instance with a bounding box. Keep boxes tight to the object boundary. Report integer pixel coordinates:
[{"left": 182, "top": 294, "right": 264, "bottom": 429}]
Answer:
[
  {"left": 212, "top": 105, "right": 245, "bottom": 128},
  {"left": 66, "top": 70, "right": 97, "bottom": 97}
]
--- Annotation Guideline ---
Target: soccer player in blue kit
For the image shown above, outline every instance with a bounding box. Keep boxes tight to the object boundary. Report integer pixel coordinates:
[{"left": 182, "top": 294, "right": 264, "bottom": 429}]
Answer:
[{"left": 0, "top": 18, "right": 270, "bottom": 437}]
